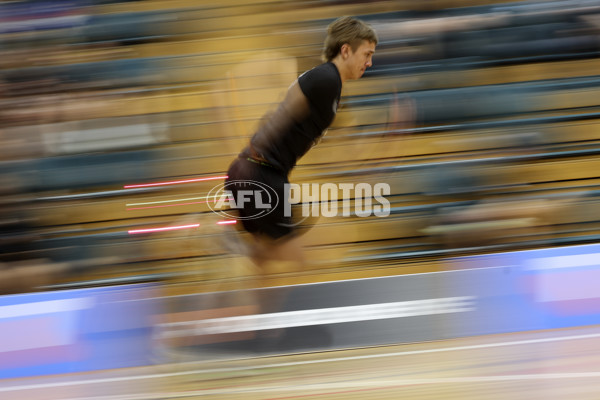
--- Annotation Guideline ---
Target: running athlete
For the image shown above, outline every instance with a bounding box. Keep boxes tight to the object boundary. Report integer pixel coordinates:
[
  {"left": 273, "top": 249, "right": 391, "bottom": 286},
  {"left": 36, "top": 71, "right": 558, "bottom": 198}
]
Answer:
[{"left": 225, "top": 16, "right": 378, "bottom": 270}]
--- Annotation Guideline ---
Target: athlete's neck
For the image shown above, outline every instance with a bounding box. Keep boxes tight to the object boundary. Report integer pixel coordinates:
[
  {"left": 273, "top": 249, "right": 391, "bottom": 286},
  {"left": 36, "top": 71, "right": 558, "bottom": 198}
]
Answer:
[{"left": 331, "top": 58, "right": 348, "bottom": 83}]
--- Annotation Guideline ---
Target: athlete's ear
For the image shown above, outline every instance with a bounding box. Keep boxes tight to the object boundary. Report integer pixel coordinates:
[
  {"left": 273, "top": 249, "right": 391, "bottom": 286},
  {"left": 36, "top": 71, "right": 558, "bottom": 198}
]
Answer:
[{"left": 340, "top": 43, "right": 351, "bottom": 59}]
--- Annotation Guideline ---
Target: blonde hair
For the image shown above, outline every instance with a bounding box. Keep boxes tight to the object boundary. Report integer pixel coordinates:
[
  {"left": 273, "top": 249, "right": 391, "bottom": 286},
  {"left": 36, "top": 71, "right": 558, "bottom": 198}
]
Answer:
[{"left": 322, "top": 16, "right": 378, "bottom": 62}]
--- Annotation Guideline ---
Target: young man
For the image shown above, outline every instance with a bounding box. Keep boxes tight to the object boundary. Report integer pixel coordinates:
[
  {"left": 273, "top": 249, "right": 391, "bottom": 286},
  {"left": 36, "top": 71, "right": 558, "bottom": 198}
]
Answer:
[{"left": 225, "top": 16, "right": 377, "bottom": 270}]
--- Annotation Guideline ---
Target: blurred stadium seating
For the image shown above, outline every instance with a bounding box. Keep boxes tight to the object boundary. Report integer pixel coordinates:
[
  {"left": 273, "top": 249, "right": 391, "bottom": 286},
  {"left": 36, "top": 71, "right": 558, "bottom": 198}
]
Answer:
[{"left": 0, "top": 0, "right": 599, "bottom": 295}]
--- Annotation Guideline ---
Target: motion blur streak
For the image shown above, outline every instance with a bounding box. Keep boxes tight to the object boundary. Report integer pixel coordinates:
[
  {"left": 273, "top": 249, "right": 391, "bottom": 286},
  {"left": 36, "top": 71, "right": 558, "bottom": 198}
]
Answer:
[
  {"left": 127, "top": 196, "right": 211, "bottom": 207},
  {"left": 126, "top": 201, "right": 211, "bottom": 211},
  {"left": 128, "top": 224, "right": 200, "bottom": 235},
  {"left": 123, "top": 176, "right": 228, "bottom": 189},
  {"left": 217, "top": 220, "right": 237, "bottom": 225}
]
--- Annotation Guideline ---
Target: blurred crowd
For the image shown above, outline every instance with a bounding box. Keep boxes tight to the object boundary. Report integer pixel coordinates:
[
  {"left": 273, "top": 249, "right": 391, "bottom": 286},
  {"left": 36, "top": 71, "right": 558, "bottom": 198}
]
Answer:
[{"left": 1, "top": 0, "right": 599, "bottom": 294}]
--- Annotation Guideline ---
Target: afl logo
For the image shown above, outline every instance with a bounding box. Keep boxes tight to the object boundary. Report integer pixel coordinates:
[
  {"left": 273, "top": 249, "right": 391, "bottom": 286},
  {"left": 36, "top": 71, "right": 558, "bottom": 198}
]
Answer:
[{"left": 207, "top": 180, "right": 279, "bottom": 220}]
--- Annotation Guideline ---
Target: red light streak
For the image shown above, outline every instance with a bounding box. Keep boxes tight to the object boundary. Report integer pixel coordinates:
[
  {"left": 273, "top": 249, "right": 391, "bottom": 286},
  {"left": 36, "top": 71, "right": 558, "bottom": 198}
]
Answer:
[{"left": 127, "top": 201, "right": 210, "bottom": 211}]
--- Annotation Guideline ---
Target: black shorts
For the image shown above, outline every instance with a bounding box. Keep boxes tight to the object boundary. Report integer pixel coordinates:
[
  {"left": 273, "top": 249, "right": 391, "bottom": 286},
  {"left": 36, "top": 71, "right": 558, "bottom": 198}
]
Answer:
[{"left": 225, "top": 157, "right": 294, "bottom": 240}]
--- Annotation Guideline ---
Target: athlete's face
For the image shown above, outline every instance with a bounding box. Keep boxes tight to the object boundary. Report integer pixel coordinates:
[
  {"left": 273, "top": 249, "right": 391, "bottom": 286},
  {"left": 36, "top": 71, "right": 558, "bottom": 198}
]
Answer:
[{"left": 346, "top": 40, "right": 376, "bottom": 80}]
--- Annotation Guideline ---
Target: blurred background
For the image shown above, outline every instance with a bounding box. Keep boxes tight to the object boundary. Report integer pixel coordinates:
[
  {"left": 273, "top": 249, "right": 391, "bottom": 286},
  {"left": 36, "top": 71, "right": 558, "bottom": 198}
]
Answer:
[
  {"left": 1, "top": 0, "right": 600, "bottom": 397},
  {"left": 1, "top": 0, "right": 598, "bottom": 294}
]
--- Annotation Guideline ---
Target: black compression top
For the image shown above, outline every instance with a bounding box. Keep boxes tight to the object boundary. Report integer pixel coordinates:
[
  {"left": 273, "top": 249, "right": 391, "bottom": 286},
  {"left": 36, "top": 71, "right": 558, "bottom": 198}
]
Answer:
[{"left": 241, "top": 62, "right": 342, "bottom": 174}]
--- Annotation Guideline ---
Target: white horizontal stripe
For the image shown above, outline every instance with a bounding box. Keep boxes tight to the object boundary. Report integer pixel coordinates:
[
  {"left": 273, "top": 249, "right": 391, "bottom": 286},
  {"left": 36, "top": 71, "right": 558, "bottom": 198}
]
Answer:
[
  {"left": 62, "top": 371, "right": 600, "bottom": 400},
  {"left": 0, "top": 298, "right": 93, "bottom": 319},
  {"left": 160, "top": 297, "right": 475, "bottom": 337},
  {"left": 528, "top": 253, "right": 600, "bottom": 270}
]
